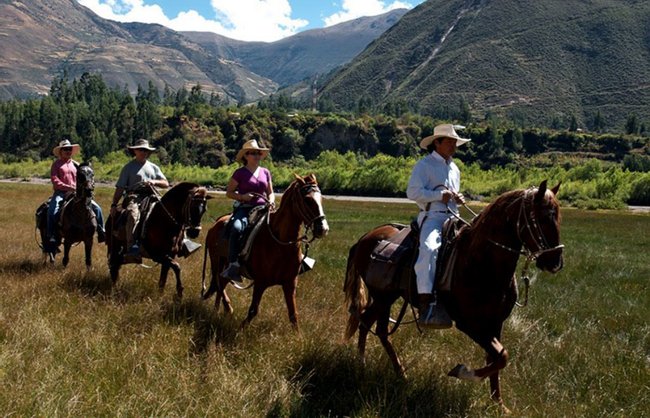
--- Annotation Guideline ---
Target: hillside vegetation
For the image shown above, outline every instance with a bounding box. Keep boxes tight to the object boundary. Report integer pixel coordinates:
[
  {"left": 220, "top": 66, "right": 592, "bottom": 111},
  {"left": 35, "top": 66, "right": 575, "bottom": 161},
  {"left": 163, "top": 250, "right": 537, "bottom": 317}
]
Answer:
[
  {"left": 1, "top": 73, "right": 649, "bottom": 207},
  {"left": 317, "top": 0, "right": 650, "bottom": 130}
]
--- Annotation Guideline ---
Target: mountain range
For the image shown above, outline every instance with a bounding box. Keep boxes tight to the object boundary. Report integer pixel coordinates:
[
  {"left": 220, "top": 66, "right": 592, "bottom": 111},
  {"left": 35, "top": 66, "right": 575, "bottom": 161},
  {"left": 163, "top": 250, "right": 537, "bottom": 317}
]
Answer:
[
  {"left": 1, "top": 0, "right": 649, "bottom": 130},
  {"left": 0, "top": 0, "right": 404, "bottom": 103},
  {"left": 317, "top": 0, "right": 650, "bottom": 128}
]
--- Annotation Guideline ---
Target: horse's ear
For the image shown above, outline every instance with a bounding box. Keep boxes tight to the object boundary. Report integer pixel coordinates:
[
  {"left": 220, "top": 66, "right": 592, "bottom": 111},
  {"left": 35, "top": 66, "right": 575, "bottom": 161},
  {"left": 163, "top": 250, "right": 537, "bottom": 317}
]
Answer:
[
  {"left": 293, "top": 173, "right": 304, "bottom": 184},
  {"left": 551, "top": 182, "right": 561, "bottom": 196},
  {"left": 535, "top": 180, "right": 548, "bottom": 204}
]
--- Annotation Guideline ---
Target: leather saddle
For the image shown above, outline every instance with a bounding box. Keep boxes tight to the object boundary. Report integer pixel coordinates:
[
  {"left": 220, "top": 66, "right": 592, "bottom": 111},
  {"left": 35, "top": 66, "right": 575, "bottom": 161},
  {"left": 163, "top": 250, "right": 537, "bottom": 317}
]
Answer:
[
  {"left": 216, "top": 205, "right": 270, "bottom": 265},
  {"left": 364, "top": 217, "right": 465, "bottom": 293}
]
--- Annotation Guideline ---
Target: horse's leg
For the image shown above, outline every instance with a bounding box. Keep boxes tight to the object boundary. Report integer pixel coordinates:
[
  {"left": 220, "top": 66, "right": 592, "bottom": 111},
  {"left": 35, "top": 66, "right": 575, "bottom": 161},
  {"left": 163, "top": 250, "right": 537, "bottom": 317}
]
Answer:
[
  {"left": 356, "top": 301, "right": 380, "bottom": 368},
  {"left": 217, "top": 275, "right": 233, "bottom": 315},
  {"left": 241, "top": 284, "right": 266, "bottom": 328},
  {"left": 447, "top": 332, "right": 510, "bottom": 411},
  {"left": 376, "top": 300, "right": 406, "bottom": 378},
  {"left": 159, "top": 258, "right": 183, "bottom": 299},
  {"left": 62, "top": 240, "right": 71, "bottom": 268},
  {"left": 159, "top": 262, "right": 170, "bottom": 293},
  {"left": 84, "top": 237, "right": 93, "bottom": 271},
  {"left": 170, "top": 260, "right": 183, "bottom": 299},
  {"left": 281, "top": 278, "right": 299, "bottom": 328},
  {"left": 109, "top": 246, "right": 122, "bottom": 284}
]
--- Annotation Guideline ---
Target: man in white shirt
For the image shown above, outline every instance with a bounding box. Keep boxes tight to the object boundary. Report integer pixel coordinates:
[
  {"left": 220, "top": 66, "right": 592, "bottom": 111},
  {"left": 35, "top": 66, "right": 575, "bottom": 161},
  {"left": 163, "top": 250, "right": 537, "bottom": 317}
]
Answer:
[{"left": 406, "top": 124, "right": 471, "bottom": 328}]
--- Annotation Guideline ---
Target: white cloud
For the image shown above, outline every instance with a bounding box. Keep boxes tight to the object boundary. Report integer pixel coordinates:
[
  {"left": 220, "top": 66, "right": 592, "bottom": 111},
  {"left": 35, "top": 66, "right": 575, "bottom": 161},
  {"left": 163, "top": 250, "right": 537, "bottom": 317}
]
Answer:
[
  {"left": 323, "top": 0, "right": 413, "bottom": 27},
  {"left": 210, "top": 0, "right": 308, "bottom": 42},
  {"left": 76, "top": 0, "right": 308, "bottom": 42}
]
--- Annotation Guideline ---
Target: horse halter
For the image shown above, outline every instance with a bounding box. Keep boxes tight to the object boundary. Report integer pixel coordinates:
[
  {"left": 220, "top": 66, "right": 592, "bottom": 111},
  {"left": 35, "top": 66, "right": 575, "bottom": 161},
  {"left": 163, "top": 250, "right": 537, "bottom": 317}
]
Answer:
[
  {"left": 515, "top": 188, "right": 564, "bottom": 260},
  {"left": 75, "top": 166, "right": 95, "bottom": 201},
  {"left": 293, "top": 182, "right": 326, "bottom": 231},
  {"left": 181, "top": 190, "right": 208, "bottom": 230},
  {"left": 263, "top": 181, "right": 326, "bottom": 246},
  {"left": 489, "top": 188, "right": 563, "bottom": 259},
  {"left": 155, "top": 188, "right": 207, "bottom": 231}
]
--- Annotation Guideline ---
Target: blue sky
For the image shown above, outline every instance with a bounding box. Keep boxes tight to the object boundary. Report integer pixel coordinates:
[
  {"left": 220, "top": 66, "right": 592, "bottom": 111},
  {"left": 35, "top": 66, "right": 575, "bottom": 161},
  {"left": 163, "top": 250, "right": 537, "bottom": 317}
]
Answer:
[{"left": 77, "top": 0, "right": 426, "bottom": 42}]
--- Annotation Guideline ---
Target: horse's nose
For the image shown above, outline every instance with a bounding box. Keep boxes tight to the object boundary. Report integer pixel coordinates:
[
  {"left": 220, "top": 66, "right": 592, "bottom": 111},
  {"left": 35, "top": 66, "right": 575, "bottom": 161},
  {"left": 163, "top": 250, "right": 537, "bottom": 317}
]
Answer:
[
  {"left": 537, "top": 251, "right": 563, "bottom": 273},
  {"left": 315, "top": 219, "right": 329, "bottom": 238}
]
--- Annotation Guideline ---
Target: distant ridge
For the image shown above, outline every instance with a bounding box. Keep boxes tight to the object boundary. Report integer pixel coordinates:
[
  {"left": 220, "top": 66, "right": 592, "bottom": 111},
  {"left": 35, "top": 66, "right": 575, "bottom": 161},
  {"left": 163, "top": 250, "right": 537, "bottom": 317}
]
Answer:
[
  {"left": 317, "top": 0, "right": 650, "bottom": 128},
  {"left": 0, "top": 0, "right": 404, "bottom": 103}
]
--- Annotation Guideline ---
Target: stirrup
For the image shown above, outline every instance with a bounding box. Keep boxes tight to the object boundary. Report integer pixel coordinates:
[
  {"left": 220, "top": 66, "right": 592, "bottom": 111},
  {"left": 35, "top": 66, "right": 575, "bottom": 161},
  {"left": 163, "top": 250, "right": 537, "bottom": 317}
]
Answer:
[
  {"left": 221, "top": 262, "right": 242, "bottom": 283},
  {"left": 418, "top": 303, "right": 452, "bottom": 329},
  {"left": 181, "top": 239, "right": 202, "bottom": 257}
]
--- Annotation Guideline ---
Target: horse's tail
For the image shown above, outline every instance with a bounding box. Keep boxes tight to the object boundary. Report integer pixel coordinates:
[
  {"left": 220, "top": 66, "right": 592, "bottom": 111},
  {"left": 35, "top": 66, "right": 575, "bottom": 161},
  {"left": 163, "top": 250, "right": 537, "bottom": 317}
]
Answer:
[
  {"left": 343, "top": 242, "right": 367, "bottom": 341},
  {"left": 200, "top": 232, "right": 209, "bottom": 297}
]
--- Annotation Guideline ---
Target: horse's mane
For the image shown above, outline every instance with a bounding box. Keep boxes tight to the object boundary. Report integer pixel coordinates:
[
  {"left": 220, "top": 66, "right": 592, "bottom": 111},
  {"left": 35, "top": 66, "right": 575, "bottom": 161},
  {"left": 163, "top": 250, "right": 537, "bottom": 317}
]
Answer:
[
  {"left": 469, "top": 189, "right": 524, "bottom": 231},
  {"left": 161, "top": 182, "right": 202, "bottom": 202},
  {"left": 468, "top": 186, "right": 561, "bottom": 233},
  {"left": 278, "top": 174, "right": 318, "bottom": 206}
]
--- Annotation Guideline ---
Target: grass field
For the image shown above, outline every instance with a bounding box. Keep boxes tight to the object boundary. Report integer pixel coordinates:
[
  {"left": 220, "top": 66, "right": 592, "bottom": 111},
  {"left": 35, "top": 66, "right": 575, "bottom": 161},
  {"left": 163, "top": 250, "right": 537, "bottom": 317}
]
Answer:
[{"left": 0, "top": 182, "right": 648, "bottom": 417}]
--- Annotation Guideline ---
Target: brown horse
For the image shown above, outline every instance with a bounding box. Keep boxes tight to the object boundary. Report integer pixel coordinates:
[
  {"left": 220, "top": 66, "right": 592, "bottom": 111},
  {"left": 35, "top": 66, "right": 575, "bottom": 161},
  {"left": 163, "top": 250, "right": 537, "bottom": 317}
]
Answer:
[
  {"left": 106, "top": 182, "right": 212, "bottom": 298},
  {"left": 343, "top": 180, "right": 563, "bottom": 411},
  {"left": 36, "top": 162, "right": 98, "bottom": 269},
  {"left": 201, "top": 174, "right": 329, "bottom": 327}
]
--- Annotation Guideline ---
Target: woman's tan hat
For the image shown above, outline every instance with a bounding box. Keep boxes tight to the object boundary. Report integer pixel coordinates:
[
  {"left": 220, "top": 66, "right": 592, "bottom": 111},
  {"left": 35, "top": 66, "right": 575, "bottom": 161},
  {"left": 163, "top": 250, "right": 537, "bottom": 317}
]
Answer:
[
  {"left": 127, "top": 138, "right": 156, "bottom": 151},
  {"left": 236, "top": 139, "right": 270, "bottom": 164},
  {"left": 419, "top": 124, "right": 471, "bottom": 149},
  {"left": 53, "top": 139, "right": 81, "bottom": 158}
]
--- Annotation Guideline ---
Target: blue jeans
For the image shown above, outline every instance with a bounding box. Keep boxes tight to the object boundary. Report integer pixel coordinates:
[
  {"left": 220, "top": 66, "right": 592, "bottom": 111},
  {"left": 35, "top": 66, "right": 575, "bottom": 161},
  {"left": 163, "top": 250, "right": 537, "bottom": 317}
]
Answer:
[
  {"left": 47, "top": 191, "right": 66, "bottom": 240},
  {"left": 228, "top": 205, "right": 254, "bottom": 263},
  {"left": 91, "top": 201, "right": 105, "bottom": 233}
]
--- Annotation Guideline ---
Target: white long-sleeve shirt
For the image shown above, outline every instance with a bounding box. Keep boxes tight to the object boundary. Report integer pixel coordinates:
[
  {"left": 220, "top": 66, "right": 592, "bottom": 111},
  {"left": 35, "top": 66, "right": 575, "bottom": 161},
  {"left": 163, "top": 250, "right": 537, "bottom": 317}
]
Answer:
[{"left": 406, "top": 151, "right": 460, "bottom": 214}]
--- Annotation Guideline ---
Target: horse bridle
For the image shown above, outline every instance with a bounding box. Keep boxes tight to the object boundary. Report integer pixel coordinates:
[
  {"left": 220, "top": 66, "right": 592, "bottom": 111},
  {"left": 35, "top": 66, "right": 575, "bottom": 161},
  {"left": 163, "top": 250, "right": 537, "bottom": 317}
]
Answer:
[
  {"left": 148, "top": 186, "right": 207, "bottom": 232},
  {"left": 262, "top": 182, "right": 326, "bottom": 246},
  {"left": 490, "top": 188, "right": 564, "bottom": 259},
  {"left": 489, "top": 188, "right": 565, "bottom": 306},
  {"left": 181, "top": 190, "right": 208, "bottom": 230}
]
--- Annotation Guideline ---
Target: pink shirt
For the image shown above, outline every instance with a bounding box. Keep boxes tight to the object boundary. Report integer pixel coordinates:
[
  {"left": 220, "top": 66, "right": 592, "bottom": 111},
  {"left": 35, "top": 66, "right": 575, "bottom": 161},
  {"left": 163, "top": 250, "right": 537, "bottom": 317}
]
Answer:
[{"left": 51, "top": 159, "right": 77, "bottom": 192}]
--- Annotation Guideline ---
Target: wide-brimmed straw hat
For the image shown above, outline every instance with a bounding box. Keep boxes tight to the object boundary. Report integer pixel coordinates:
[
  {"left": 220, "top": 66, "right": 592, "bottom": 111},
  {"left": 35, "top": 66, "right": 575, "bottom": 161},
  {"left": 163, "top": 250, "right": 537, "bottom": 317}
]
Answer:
[
  {"left": 53, "top": 139, "right": 81, "bottom": 158},
  {"left": 235, "top": 139, "right": 270, "bottom": 164},
  {"left": 127, "top": 138, "right": 156, "bottom": 152},
  {"left": 419, "top": 124, "right": 471, "bottom": 149}
]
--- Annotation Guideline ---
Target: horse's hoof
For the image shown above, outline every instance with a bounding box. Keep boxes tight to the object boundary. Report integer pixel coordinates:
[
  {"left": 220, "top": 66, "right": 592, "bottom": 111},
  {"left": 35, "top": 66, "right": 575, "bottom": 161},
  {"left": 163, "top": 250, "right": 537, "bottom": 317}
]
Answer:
[{"left": 448, "top": 364, "right": 481, "bottom": 382}]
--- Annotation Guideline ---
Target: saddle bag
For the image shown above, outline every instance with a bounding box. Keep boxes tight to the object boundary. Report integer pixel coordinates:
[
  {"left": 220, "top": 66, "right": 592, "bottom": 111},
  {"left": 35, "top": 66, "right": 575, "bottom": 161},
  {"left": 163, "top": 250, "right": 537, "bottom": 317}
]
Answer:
[{"left": 365, "top": 224, "right": 416, "bottom": 291}]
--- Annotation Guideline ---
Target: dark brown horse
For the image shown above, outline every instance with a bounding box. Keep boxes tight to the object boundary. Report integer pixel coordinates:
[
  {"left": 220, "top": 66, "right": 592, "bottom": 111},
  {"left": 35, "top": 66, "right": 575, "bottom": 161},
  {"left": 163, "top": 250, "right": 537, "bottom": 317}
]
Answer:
[
  {"left": 36, "top": 163, "right": 98, "bottom": 269},
  {"left": 106, "top": 182, "right": 212, "bottom": 298},
  {"left": 201, "top": 174, "right": 329, "bottom": 327},
  {"left": 343, "top": 180, "right": 563, "bottom": 411}
]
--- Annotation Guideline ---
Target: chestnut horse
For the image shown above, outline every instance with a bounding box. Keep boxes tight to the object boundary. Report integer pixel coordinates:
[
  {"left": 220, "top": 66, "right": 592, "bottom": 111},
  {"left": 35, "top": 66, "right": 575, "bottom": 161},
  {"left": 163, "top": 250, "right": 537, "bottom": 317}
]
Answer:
[
  {"left": 36, "top": 162, "right": 98, "bottom": 269},
  {"left": 343, "top": 181, "right": 563, "bottom": 411},
  {"left": 201, "top": 174, "right": 329, "bottom": 327},
  {"left": 106, "top": 182, "right": 212, "bottom": 298}
]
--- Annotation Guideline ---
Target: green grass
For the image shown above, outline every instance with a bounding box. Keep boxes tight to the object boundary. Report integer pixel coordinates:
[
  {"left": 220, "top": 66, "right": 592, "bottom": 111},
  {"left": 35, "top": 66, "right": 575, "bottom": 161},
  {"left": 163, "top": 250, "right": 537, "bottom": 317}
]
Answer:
[{"left": 0, "top": 183, "right": 647, "bottom": 417}]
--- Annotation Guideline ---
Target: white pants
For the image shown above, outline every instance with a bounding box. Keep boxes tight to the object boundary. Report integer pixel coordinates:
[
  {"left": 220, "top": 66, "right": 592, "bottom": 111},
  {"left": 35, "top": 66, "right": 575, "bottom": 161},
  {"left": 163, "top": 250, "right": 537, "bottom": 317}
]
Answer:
[{"left": 414, "top": 211, "right": 450, "bottom": 294}]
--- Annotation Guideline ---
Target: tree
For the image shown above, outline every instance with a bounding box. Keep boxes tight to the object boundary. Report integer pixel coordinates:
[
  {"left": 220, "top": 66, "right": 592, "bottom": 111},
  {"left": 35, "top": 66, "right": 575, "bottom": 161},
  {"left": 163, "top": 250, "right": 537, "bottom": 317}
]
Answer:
[
  {"left": 592, "top": 110, "right": 604, "bottom": 132},
  {"left": 625, "top": 113, "right": 639, "bottom": 135}
]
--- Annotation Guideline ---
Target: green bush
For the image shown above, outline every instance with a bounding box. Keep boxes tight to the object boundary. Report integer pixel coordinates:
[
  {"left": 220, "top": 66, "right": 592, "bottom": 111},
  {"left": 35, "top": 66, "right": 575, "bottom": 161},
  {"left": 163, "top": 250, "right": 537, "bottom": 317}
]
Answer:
[{"left": 628, "top": 174, "right": 650, "bottom": 205}]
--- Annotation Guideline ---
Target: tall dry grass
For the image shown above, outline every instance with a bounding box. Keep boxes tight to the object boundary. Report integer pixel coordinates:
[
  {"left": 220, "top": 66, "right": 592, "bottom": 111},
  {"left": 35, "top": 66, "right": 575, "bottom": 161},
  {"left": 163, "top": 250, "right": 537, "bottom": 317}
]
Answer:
[{"left": 0, "top": 182, "right": 647, "bottom": 417}]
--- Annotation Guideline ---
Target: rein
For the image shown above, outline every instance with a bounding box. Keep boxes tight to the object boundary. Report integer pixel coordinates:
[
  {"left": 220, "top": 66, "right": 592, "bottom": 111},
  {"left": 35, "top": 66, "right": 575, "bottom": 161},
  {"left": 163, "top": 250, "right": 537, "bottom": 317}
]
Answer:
[
  {"left": 257, "top": 183, "right": 325, "bottom": 246},
  {"left": 488, "top": 188, "right": 565, "bottom": 307}
]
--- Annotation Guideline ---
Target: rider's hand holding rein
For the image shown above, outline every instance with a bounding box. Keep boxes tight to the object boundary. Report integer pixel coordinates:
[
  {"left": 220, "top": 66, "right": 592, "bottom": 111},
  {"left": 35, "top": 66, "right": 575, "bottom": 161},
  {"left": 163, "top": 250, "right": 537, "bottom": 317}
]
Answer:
[{"left": 442, "top": 190, "right": 466, "bottom": 205}]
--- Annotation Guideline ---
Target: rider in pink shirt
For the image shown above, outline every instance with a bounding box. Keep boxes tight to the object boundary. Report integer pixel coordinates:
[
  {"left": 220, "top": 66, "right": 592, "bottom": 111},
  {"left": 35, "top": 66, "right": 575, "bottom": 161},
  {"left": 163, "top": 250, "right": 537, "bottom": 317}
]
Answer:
[{"left": 47, "top": 139, "right": 105, "bottom": 252}]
